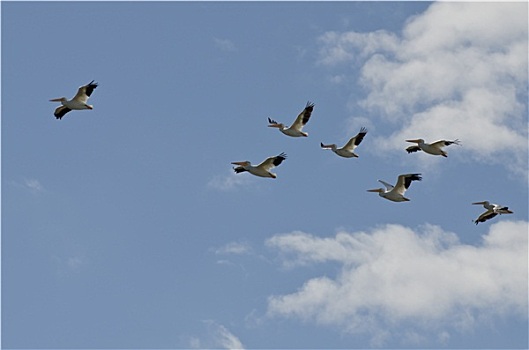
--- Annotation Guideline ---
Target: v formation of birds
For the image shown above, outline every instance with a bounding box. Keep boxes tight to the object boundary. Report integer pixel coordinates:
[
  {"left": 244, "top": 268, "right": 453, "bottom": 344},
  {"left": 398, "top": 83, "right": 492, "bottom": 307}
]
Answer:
[{"left": 50, "top": 82, "right": 514, "bottom": 225}]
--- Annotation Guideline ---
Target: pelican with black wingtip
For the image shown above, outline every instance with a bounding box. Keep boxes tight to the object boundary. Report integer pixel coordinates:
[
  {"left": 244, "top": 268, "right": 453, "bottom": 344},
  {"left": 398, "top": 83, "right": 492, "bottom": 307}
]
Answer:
[
  {"left": 472, "top": 201, "right": 513, "bottom": 225},
  {"left": 405, "top": 138, "right": 461, "bottom": 157},
  {"left": 268, "top": 101, "right": 314, "bottom": 137},
  {"left": 50, "top": 80, "right": 99, "bottom": 120},
  {"left": 231, "top": 153, "right": 287, "bottom": 179},
  {"left": 367, "top": 173, "right": 422, "bottom": 202},
  {"left": 321, "top": 127, "right": 368, "bottom": 158}
]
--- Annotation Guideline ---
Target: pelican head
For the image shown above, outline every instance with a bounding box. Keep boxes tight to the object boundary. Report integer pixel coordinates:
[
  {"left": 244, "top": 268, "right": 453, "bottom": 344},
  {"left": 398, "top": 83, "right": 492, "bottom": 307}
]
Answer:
[
  {"left": 267, "top": 117, "right": 284, "bottom": 129},
  {"left": 472, "top": 201, "right": 490, "bottom": 206},
  {"left": 49, "top": 97, "right": 67, "bottom": 103},
  {"left": 406, "top": 139, "right": 424, "bottom": 144},
  {"left": 231, "top": 161, "right": 250, "bottom": 167}
]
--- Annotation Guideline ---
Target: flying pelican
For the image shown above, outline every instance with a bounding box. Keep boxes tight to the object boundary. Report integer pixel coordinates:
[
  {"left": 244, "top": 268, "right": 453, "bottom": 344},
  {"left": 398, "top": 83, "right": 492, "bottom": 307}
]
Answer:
[
  {"left": 232, "top": 153, "right": 287, "bottom": 178},
  {"left": 321, "top": 127, "right": 368, "bottom": 158},
  {"left": 50, "top": 80, "right": 99, "bottom": 120},
  {"left": 405, "top": 138, "right": 461, "bottom": 157},
  {"left": 472, "top": 201, "right": 513, "bottom": 225},
  {"left": 367, "top": 173, "right": 422, "bottom": 202},
  {"left": 268, "top": 101, "right": 314, "bottom": 137}
]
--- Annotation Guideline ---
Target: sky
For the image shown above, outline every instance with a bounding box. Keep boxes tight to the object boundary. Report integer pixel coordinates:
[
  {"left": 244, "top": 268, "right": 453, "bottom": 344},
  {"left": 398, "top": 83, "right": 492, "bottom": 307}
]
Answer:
[{"left": 1, "top": 1, "right": 528, "bottom": 349}]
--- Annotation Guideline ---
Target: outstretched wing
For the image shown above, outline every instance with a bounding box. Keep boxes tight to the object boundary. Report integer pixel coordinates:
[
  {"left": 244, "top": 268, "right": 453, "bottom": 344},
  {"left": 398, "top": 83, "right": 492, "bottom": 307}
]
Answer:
[
  {"left": 54, "top": 105, "right": 71, "bottom": 119},
  {"left": 474, "top": 209, "right": 497, "bottom": 225},
  {"left": 291, "top": 101, "right": 314, "bottom": 130},
  {"left": 431, "top": 139, "right": 461, "bottom": 149},
  {"left": 343, "top": 127, "right": 368, "bottom": 151},
  {"left": 394, "top": 173, "right": 422, "bottom": 195},
  {"left": 378, "top": 180, "right": 394, "bottom": 191},
  {"left": 257, "top": 152, "right": 287, "bottom": 171},
  {"left": 406, "top": 145, "right": 421, "bottom": 153},
  {"left": 73, "top": 80, "right": 98, "bottom": 103}
]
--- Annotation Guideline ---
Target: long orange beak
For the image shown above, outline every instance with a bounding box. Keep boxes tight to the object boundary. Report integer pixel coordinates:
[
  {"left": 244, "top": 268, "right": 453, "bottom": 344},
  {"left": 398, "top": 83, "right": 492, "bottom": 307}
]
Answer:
[{"left": 406, "top": 139, "right": 421, "bottom": 143}]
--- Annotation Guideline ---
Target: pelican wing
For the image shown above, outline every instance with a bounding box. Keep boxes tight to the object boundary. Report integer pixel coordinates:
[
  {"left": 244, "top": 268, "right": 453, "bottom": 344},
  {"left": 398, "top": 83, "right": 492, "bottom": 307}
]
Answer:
[
  {"left": 72, "top": 80, "right": 98, "bottom": 103},
  {"left": 343, "top": 127, "right": 368, "bottom": 151},
  {"left": 406, "top": 145, "right": 421, "bottom": 153},
  {"left": 394, "top": 173, "right": 422, "bottom": 195},
  {"left": 378, "top": 180, "right": 394, "bottom": 191},
  {"left": 257, "top": 153, "right": 287, "bottom": 171},
  {"left": 430, "top": 139, "right": 460, "bottom": 149},
  {"left": 54, "top": 106, "right": 72, "bottom": 119},
  {"left": 291, "top": 101, "right": 314, "bottom": 130},
  {"left": 474, "top": 209, "right": 497, "bottom": 225}
]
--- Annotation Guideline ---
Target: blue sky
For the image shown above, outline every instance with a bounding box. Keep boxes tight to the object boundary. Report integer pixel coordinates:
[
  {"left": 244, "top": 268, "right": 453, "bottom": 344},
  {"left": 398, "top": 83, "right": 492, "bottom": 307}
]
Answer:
[{"left": 2, "top": 1, "right": 528, "bottom": 349}]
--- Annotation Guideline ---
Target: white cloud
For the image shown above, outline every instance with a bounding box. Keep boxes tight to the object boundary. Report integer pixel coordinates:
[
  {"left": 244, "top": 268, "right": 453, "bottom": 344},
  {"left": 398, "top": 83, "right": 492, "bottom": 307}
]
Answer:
[
  {"left": 190, "top": 320, "right": 244, "bottom": 350},
  {"left": 317, "top": 2, "right": 528, "bottom": 178},
  {"left": 207, "top": 172, "right": 253, "bottom": 191},
  {"left": 265, "top": 221, "right": 528, "bottom": 347},
  {"left": 214, "top": 37, "right": 237, "bottom": 52},
  {"left": 214, "top": 241, "right": 252, "bottom": 255},
  {"left": 10, "top": 178, "right": 46, "bottom": 194}
]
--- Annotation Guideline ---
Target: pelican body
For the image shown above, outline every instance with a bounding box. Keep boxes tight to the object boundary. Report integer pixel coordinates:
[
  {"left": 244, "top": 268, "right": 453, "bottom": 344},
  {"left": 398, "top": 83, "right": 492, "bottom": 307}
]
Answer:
[
  {"left": 367, "top": 173, "right": 422, "bottom": 202},
  {"left": 232, "top": 153, "right": 287, "bottom": 179},
  {"left": 472, "top": 201, "right": 513, "bottom": 224},
  {"left": 268, "top": 101, "right": 314, "bottom": 137},
  {"left": 321, "top": 127, "right": 368, "bottom": 158},
  {"left": 406, "top": 138, "right": 460, "bottom": 157},
  {"left": 50, "top": 80, "right": 98, "bottom": 119}
]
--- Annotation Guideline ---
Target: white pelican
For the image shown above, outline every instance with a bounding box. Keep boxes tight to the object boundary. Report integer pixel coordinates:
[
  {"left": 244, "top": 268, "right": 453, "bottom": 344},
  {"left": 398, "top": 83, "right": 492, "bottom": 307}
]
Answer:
[
  {"left": 321, "top": 127, "right": 368, "bottom": 158},
  {"left": 50, "top": 80, "right": 99, "bottom": 120},
  {"left": 406, "top": 138, "right": 461, "bottom": 157},
  {"left": 367, "top": 173, "right": 422, "bottom": 202},
  {"left": 268, "top": 101, "right": 314, "bottom": 137},
  {"left": 472, "top": 201, "right": 513, "bottom": 225},
  {"left": 232, "top": 153, "right": 287, "bottom": 178}
]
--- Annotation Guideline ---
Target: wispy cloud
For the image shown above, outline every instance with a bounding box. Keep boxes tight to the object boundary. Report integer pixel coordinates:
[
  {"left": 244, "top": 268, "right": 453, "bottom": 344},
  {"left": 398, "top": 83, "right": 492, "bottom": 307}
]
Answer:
[
  {"left": 214, "top": 37, "right": 237, "bottom": 52},
  {"left": 317, "top": 2, "right": 528, "bottom": 179},
  {"left": 190, "top": 320, "right": 244, "bottom": 350},
  {"left": 10, "top": 178, "right": 46, "bottom": 194},
  {"left": 214, "top": 241, "right": 253, "bottom": 255},
  {"left": 265, "top": 220, "right": 528, "bottom": 347},
  {"left": 207, "top": 172, "right": 253, "bottom": 191}
]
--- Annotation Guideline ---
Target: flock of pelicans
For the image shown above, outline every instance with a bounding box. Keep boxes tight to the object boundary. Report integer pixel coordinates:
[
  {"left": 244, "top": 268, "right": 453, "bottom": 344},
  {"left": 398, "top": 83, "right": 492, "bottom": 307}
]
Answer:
[{"left": 50, "top": 81, "right": 514, "bottom": 225}]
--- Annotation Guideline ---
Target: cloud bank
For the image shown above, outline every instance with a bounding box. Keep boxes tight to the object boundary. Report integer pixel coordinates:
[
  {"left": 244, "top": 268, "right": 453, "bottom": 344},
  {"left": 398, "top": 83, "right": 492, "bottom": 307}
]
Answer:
[
  {"left": 266, "top": 220, "right": 528, "bottom": 347},
  {"left": 318, "top": 2, "right": 528, "bottom": 178}
]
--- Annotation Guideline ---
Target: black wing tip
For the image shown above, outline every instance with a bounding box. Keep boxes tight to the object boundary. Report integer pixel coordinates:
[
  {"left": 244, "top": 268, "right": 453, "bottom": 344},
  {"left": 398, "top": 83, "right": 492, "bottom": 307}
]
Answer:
[
  {"left": 410, "top": 173, "right": 422, "bottom": 181},
  {"left": 305, "top": 101, "right": 315, "bottom": 109},
  {"left": 87, "top": 80, "right": 98, "bottom": 87},
  {"left": 406, "top": 146, "right": 420, "bottom": 153},
  {"left": 359, "top": 126, "right": 368, "bottom": 134},
  {"left": 278, "top": 152, "right": 287, "bottom": 159},
  {"left": 268, "top": 117, "right": 277, "bottom": 124},
  {"left": 233, "top": 167, "right": 246, "bottom": 174}
]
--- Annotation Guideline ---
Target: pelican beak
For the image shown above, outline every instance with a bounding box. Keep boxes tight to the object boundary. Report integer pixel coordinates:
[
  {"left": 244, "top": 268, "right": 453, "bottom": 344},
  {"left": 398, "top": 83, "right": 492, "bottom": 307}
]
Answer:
[
  {"left": 231, "top": 161, "right": 245, "bottom": 166},
  {"left": 472, "top": 201, "right": 486, "bottom": 205},
  {"left": 366, "top": 189, "right": 380, "bottom": 193},
  {"left": 406, "top": 139, "right": 421, "bottom": 143},
  {"left": 49, "top": 98, "right": 63, "bottom": 102},
  {"left": 268, "top": 124, "right": 280, "bottom": 128}
]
